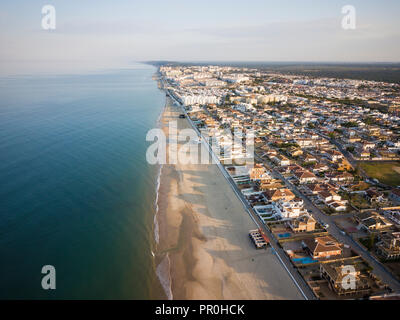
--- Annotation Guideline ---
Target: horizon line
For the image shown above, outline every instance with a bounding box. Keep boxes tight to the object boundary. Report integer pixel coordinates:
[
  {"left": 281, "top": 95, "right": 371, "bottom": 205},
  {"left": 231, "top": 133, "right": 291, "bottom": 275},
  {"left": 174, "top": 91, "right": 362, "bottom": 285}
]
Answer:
[{"left": 143, "top": 60, "right": 400, "bottom": 65}]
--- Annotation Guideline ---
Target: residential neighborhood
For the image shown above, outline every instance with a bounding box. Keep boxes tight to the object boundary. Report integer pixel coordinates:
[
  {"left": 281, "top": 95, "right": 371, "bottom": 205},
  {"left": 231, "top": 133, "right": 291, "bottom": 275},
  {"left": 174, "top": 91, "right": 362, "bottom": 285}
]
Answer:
[{"left": 160, "top": 64, "right": 400, "bottom": 300}]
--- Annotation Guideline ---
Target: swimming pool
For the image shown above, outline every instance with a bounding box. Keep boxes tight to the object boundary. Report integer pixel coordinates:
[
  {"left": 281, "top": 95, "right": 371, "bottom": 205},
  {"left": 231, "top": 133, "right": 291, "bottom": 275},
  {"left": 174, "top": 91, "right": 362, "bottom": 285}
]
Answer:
[
  {"left": 278, "top": 233, "right": 291, "bottom": 238},
  {"left": 293, "top": 257, "right": 318, "bottom": 264}
]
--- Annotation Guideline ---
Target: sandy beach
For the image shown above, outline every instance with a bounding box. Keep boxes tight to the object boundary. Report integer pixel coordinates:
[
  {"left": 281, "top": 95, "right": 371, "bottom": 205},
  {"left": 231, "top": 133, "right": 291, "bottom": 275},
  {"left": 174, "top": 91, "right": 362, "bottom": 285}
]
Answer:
[{"left": 154, "top": 97, "right": 303, "bottom": 300}]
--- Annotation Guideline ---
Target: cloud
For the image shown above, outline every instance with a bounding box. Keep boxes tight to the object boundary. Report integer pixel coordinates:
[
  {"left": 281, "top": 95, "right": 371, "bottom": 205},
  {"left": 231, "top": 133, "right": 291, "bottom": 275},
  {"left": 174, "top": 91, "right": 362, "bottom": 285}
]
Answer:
[
  {"left": 55, "top": 19, "right": 163, "bottom": 35},
  {"left": 0, "top": 5, "right": 399, "bottom": 75}
]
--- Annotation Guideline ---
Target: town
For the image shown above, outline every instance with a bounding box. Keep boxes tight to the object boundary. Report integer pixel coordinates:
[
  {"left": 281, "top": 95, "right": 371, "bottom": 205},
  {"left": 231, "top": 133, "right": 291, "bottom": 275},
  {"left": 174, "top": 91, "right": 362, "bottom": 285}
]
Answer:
[{"left": 158, "top": 64, "right": 400, "bottom": 300}]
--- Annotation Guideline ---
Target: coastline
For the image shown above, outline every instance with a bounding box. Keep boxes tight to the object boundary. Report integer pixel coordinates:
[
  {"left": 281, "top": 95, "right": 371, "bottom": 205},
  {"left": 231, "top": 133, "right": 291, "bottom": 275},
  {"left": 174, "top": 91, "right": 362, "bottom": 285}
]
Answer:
[
  {"left": 153, "top": 96, "right": 304, "bottom": 300},
  {"left": 152, "top": 90, "right": 172, "bottom": 300}
]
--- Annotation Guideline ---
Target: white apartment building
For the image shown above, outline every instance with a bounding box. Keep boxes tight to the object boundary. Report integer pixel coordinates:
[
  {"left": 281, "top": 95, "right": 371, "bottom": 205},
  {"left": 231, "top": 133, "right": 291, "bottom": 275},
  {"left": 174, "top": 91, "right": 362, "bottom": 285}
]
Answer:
[
  {"left": 180, "top": 94, "right": 220, "bottom": 106},
  {"left": 274, "top": 199, "right": 306, "bottom": 219}
]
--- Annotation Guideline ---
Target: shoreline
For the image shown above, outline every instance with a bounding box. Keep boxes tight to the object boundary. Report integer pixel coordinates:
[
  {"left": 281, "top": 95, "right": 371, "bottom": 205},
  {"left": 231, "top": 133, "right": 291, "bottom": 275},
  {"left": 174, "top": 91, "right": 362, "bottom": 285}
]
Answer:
[
  {"left": 152, "top": 89, "right": 173, "bottom": 300},
  {"left": 154, "top": 96, "right": 304, "bottom": 300}
]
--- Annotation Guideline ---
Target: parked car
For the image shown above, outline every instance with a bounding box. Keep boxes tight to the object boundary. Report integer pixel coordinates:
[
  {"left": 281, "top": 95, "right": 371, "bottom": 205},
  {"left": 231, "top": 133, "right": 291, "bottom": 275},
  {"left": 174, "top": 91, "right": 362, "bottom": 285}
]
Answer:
[{"left": 320, "top": 221, "right": 329, "bottom": 229}]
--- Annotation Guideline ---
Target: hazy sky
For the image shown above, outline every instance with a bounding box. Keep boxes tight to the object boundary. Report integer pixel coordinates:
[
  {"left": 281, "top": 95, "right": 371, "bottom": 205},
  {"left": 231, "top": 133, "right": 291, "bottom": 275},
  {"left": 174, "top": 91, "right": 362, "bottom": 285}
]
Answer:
[{"left": 1, "top": 0, "right": 399, "bottom": 75}]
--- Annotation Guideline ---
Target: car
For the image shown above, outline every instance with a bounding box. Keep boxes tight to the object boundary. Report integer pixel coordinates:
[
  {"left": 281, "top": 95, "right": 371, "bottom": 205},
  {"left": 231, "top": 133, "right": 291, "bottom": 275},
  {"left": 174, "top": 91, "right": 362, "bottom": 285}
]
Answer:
[
  {"left": 179, "top": 114, "right": 186, "bottom": 119},
  {"left": 320, "top": 221, "right": 329, "bottom": 229}
]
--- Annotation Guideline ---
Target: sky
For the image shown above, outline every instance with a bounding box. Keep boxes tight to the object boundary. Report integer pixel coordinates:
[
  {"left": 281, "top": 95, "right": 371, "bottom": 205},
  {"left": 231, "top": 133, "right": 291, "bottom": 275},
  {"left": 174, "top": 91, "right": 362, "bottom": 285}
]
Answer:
[{"left": 0, "top": 0, "right": 399, "bottom": 75}]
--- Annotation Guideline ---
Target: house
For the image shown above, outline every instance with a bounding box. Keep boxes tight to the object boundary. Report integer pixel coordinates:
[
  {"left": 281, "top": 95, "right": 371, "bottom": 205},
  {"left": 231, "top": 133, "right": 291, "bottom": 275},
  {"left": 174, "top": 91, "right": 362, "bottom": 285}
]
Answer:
[
  {"left": 254, "top": 137, "right": 263, "bottom": 144},
  {"left": 317, "top": 190, "right": 342, "bottom": 203},
  {"left": 304, "top": 184, "right": 325, "bottom": 195},
  {"left": 380, "top": 150, "right": 398, "bottom": 158},
  {"left": 296, "top": 138, "right": 314, "bottom": 148},
  {"left": 272, "top": 154, "right": 291, "bottom": 166},
  {"left": 317, "top": 190, "right": 347, "bottom": 211},
  {"left": 287, "top": 164, "right": 303, "bottom": 173},
  {"left": 249, "top": 164, "right": 271, "bottom": 182},
  {"left": 325, "top": 149, "right": 344, "bottom": 162},
  {"left": 276, "top": 166, "right": 291, "bottom": 175},
  {"left": 366, "top": 189, "right": 385, "bottom": 203},
  {"left": 356, "top": 212, "right": 393, "bottom": 232},
  {"left": 344, "top": 136, "right": 361, "bottom": 144},
  {"left": 288, "top": 215, "right": 317, "bottom": 233},
  {"left": 274, "top": 198, "right": 306, "bottom": 219},
  {"left": 302, "top": 236, "right": 342, "bottom": 259},
  {"left": 327, "top": 201, "right": 347, "bottom": 212},
  {"left": 383, "top": 210, "right": 400, "bottom": 225},
  {"left": 288, "top": 147, "right": 303, "bottom": 157},
  {"left": 376, "top": 232, "right": 400, "bottom": 260},
  {"left": 358, "top": 148, "right": 370, "bottom": 158},
  {"left": 339, "top": 172, "right": 355, "bottom": 182},
  {"left": 293, "top": 170, "right": 318, "bottom": 184},
  {"left": 259, "top": 180, "right": 284, "bottom": 191},
  {"left": 312, "top": 163, "right": 329, "bottom": 173},
  {"left": 263, "top": 147, "right": 278, "bottom": 158},
  {"left": 263, "top": 188, "right": 295, "bottom": 202},
  {"left": 305, "top": 183, "right": 337, "bottom": 195},
  {"left": 304, "top": 154, "right": 317, "bottom": 163},
  {"left": 363, "top": 141, "right": 376, "bottom": 150},
  {"left": 327, "top": 172, "right": 354, "bottom": 183},
  {"left": 320, "top": 262, "right": 371, "bottom": 296},
  {"left": 368, "top": 215, "right": 393, "bottom": 231}
]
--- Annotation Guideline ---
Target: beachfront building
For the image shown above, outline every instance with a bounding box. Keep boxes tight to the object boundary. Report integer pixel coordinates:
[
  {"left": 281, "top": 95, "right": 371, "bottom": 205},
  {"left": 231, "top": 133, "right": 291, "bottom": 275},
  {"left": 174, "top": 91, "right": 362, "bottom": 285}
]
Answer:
[
  {"left": 249, "top": 164, "right": 272, "bottom": 182},
  {"left": 302, "top": 236, "right": 342, "bottom": 260},
  {"left": 253, "top": 204, "right": 278, "bottom": 222},
  {"left": 253, "top": 199, "right": 305, "bottom": 221},
  {"left": 218, "top": 144, "right": 252, "bottom": 162},
  {"left": 320, "top": 262, "right": 371, "bottom": 296},
  {"left": 263, "top": 188, "right": 295, "bottom": 202},
  {"left": 288, "top": 214, "right": 317, "bottom": 233},
  {"left": 227, "top": 166, "right": 250, "bottom": 185},
  {"left": 273, "top": 198, "right": 306, "bottom": 219}
]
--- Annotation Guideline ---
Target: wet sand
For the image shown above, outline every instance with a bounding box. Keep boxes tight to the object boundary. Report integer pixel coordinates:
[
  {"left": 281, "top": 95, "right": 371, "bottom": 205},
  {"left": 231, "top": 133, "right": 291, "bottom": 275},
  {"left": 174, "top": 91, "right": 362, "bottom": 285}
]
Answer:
[{"left": 155, "top": 98, "right": 303, "bottom": 300}]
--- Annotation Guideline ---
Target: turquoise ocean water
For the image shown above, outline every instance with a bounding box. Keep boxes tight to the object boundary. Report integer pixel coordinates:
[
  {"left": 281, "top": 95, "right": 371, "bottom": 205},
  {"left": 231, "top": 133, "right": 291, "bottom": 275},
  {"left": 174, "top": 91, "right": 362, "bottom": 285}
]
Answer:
[{"left": 0, "top": 64, "right": 165, "bottom": 299}]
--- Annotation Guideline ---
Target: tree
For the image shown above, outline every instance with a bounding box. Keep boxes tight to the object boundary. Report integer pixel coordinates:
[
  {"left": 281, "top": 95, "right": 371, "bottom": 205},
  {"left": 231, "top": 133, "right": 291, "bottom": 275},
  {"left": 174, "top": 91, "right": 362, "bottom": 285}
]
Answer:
[{"left": 307, "top": 123, "right": 316, "bottom": 129}]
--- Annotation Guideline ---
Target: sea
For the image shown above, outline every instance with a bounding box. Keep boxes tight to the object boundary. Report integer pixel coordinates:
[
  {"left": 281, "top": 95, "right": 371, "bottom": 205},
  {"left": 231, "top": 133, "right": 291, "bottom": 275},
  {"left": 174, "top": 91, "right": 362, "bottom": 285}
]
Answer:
[{"left": 0, "top": 63, "right": 166, "bottom": 299}]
